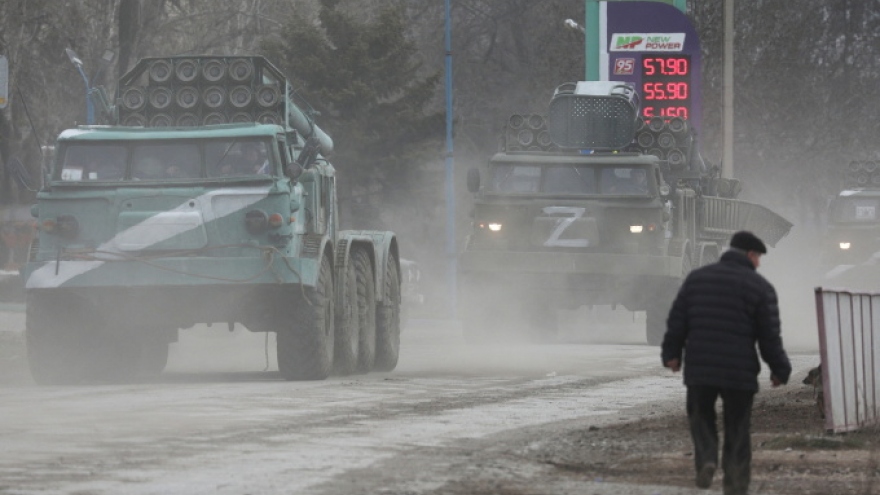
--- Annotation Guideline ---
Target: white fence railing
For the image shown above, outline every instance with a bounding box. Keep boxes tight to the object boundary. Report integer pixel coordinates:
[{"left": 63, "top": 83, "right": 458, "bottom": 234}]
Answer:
[{"left": 814, "top": 287, "right": 880, "bottom": 433}]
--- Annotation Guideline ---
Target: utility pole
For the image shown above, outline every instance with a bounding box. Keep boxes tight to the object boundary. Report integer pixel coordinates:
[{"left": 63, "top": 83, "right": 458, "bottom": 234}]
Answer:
[
  {"left": 722, "top": 0, "right": 734, "bottom": 178},
  {"left": 444, "top": 0, "right": 457, "bottom": 316}
]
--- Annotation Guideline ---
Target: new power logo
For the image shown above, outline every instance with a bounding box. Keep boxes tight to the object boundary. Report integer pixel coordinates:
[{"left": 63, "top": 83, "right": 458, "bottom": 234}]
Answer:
[{"left": 610, "top": 33, "right": 686, "bottom": 52}]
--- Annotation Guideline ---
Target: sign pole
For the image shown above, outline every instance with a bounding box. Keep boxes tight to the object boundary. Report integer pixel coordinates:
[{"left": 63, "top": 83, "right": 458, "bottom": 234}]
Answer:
[
  {"left": 585, "top": 1, "right": 601, "bottom": 81},
  {"left": 0, "top": 56, "right": 8, "bottom": 109}
]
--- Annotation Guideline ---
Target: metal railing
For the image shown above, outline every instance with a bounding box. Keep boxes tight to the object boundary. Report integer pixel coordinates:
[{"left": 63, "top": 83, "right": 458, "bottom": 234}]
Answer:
[
  {"left": 699, "top": 196, "right": 793, "bottom": 247},
  {"left": 814, "top": 287, "right": 880, "bottom": 433}
]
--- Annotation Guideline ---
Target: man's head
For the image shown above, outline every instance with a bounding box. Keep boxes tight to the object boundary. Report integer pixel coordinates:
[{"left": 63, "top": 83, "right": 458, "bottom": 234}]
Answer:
[
  {"left": 730, "top": 230, "right": 766, "bottom": 268},
  {"left": 242, "top": 144, "right": 260, "bottom": 162},
  {"left": 633, "top": 169, "right": 646, "bottom": 183}
]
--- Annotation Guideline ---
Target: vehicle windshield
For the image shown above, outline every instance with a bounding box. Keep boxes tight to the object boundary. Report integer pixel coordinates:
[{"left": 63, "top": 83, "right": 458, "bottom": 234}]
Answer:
[
  {"left": 831, "top": 197, "right": 880, "bottom": 223},
  {"left": 57, "top": 139, "right": 275, "bottom": 182},
  {"left": 489, "top": 163, "right": 651, "bottom": 196}
]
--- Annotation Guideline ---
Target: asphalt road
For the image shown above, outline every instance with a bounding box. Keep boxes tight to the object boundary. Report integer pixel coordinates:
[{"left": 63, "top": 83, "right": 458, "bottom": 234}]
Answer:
[{"left": 0, "top": 311, "right": 818, "bottom": 495}]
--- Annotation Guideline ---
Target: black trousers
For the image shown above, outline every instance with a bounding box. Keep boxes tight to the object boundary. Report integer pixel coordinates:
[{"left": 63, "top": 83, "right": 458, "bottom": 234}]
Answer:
[{"left": 686, "top": 385, "right": 755, "bottom": 495}]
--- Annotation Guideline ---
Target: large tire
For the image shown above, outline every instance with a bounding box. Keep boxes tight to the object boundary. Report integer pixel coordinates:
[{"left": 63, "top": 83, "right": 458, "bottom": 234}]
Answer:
[
  {"left": 26, "top": 292, "right": 102, "bottom": 385},
  {"left": 332, "top": 256, "right": 359, "bottom": 375},
  {"left": 277, "top": 255, "right": 335, "bottom": 380},
  {"left": 353, "top": 248, "right": 376, "bottom": 373},
  {"left": 373, "top": 255, "right": 401, "bottom": 372}
]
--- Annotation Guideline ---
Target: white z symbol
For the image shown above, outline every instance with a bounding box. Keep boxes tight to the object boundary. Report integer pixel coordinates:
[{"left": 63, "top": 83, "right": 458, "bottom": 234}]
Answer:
[{"left": 543, "top": 206, "right": 589, "bottom": 247}]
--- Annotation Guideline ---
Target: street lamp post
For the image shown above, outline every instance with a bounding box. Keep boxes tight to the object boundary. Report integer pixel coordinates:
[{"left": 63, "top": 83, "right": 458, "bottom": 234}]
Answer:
[
  {"left": 65, "top": 48, "right": 94, "bottom": 125},
  {"left": 564, "top": 18, "right": 585, "bottom": 34},
  {"left": 444, "top": 0, "right": 456, "bottom": 316}
]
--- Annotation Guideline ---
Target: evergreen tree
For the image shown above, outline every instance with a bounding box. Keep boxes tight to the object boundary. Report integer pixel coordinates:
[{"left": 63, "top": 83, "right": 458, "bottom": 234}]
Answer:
[{"left": 263, "top": 0, "right": 443, "bottom": 229}]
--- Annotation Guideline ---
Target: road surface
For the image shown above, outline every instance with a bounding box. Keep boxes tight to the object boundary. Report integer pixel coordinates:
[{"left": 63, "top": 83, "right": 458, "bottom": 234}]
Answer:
[{"left": 0, "top": 310, "right": 817, "bottom": 495}]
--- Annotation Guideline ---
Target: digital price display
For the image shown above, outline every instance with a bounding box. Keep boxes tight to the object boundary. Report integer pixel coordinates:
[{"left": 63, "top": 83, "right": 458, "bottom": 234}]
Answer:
[{"left": 640, "top": 54, "right": 691, "bottom": 119}]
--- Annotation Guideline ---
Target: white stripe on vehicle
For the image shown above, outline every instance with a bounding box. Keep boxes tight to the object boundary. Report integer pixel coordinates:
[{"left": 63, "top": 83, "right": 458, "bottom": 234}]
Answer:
[{"left": 26, "top": 187, "right": 270, "bottom": 289}]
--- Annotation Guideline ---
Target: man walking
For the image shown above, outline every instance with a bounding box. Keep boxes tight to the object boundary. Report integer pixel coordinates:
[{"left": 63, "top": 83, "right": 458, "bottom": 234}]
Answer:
[{"left": 661, "top": 231, "right": 791, "bottom": 495}]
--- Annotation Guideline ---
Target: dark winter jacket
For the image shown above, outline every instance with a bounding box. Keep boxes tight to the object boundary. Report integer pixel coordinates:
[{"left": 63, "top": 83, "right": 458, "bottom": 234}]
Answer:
[{"left": 661, "top": 249, "right": 792, "bottom": 391}]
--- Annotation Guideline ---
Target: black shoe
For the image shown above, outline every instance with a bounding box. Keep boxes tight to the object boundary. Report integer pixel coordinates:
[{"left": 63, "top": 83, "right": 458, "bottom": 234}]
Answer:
[{"left": 696, "top": 462, "right": 716, "bottom": 489}]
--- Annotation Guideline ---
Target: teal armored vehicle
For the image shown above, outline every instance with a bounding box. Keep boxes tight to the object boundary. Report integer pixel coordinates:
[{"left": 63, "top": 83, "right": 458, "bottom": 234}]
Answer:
[
  {"left": 459, "top": 81, "right": 792, "bottom": 345},
  {"left": 23, "top": 56, "right": 401, "bottom": 384}
]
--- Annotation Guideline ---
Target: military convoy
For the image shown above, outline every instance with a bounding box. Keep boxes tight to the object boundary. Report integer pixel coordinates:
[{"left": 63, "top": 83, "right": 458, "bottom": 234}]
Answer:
[
  {"left": 23, "top": 56, "right": 401, "bottom": 384},
  {"left": 459, "top": 81, "right": 792, "bottom": 345}
]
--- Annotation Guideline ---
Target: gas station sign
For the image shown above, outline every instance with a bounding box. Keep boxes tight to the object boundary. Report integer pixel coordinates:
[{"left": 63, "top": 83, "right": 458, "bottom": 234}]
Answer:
[
  {"left": 639, "top": 54, "right": 692, "bottom": 119},
  {"left": 594, "top": 2, "right": 702, "bottom": 133}
]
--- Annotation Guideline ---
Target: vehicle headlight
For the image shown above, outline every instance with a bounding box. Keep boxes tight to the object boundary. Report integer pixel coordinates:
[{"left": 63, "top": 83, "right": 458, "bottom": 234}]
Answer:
[
  {"left": 630, "top": 225, "right": 644, "bottom": 233},
  {"left": 477, "top": 222, "right": 503, "bottom": 232},
  {"left": 839, "top": 242, "right": 851, "bottom": 250}
]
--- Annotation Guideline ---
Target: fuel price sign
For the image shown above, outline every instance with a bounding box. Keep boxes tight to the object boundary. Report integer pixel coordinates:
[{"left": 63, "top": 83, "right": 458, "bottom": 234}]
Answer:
[
  {"left": 602, "top": 1, "right": 702, "bottom": 134},
  {"left": 640, "top": 54, "right": 691, "bottom": 119}
]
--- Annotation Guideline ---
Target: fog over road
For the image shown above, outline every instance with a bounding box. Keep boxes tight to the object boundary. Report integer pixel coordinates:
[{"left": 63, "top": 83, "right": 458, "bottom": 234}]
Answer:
[{"left": 0, "top": 313, "right": 817, "bottom": 495}]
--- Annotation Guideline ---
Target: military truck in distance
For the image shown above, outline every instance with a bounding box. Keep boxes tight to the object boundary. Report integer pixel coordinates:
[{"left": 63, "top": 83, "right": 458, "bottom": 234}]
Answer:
[
  {"left": 821, "top": 160, "right": 880, "bottom": 266},
  {"left": 23, "top": 56, "right": 401, "bottom": 384},
  {"left": 460, "top": 81, "right": 791, "bottom": 345}
]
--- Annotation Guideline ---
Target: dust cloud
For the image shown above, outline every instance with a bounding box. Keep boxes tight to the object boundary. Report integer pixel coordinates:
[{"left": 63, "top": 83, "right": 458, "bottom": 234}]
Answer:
[
  {"left": 749, "top": 170, "right": 880, "bottom": 354},
  {"left": 760, "top": 227, "right": 823, "bottom": 353},
  {"left": 165, "top": 324, "right": 278, "bottom": 375}
]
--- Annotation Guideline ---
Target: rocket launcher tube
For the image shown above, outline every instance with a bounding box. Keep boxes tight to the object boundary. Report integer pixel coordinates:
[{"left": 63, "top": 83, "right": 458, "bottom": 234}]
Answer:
[
  {"left": 113, "top": 56, "right": 335, "bottom": 155},
  {"left": 287, "top": 93, "right": 334, "bottom": 156}
]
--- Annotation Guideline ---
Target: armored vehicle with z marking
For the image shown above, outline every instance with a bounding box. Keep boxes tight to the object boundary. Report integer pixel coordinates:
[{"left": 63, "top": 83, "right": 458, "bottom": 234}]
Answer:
[
  {"left": 23, "top": 56, "right": 401, "bottom": 384},
  {"left": 459, "top": 81, "right": 791, "bottom": 345},
  {"left": 821, "top": 160, "right": 880, "bottom": 267}
]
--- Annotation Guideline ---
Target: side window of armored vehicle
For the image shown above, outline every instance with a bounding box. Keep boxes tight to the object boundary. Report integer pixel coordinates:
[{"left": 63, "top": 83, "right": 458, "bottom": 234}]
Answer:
[
  {"left": 59, "top": 145, "right": 126, "bottom": 181},
  {"left": 269, "top": 141, "right": 288, "bottom": 174},
  {"left": 600, "top": 167, "right": 649, "bottom": 195},
  {"left": 490, "top": 164, "right": 540, "bottom": 193},
  {"left": 206, "top": 141, "right": 235, "bottom": 177},
  {"left": 544, "top": 165, "right": 597, "bottom": 194},
  {"left": 239, "top": 141, "right": 271, "bottom": 175},
  {"left": 132, "top": 143, "right": 200, "bottom": 180},
  {"left": 206, "top": 140, "right": 272, "bottom": 177},
  {"left": 833, "top": 198, "right": 879, "bottom": 222},
  {"left": 276, "top": 140, "right": 289, "bottom": 170}
]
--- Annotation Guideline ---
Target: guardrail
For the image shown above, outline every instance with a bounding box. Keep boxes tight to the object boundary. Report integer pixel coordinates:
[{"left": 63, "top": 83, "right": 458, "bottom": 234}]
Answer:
[{"left": 814, "top": 287, "right": 880, "bottom": 433}]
